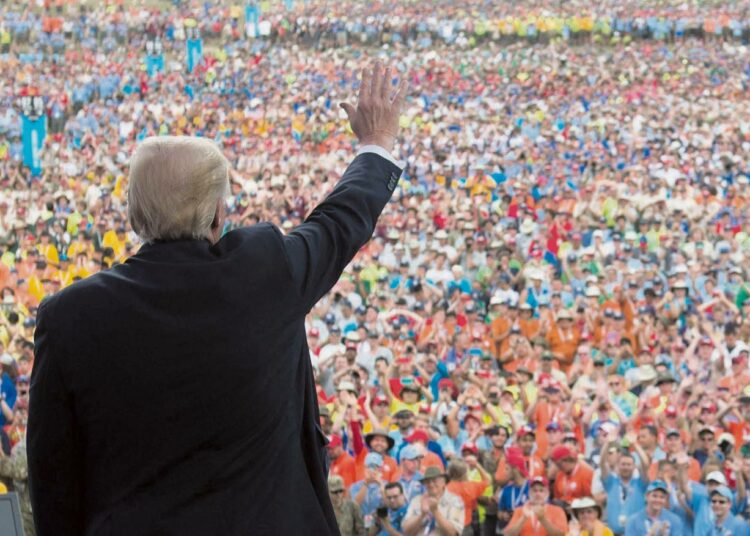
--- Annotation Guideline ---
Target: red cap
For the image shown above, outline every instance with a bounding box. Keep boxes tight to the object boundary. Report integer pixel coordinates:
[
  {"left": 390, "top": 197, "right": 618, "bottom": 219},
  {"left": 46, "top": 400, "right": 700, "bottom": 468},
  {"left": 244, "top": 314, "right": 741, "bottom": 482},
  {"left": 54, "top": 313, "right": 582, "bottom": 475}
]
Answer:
[
  {"left": 418, "top": 404, "right": 431, "bottom": 415},
  {"left": 550, "top": 444, "right": 575, "bottom": 462},
  {"left": 327, "top": 434, "right": 342, "bottom": 449},
  {"left": 397, "top": 356, "right": 411, "bottom": 364},
  {"left": 461, "top": 442, "right": 479, "bottom": 455},
  {"left": 505, "top": 446, "right": 527, "bottom": 476},
  {"left": 530, "top": 475, "right": 549, "bottom": 487},
  {"left": 308, "top": 328, "right": 320, "bottom": 337},
  {"left": 372, "top": 395, "right": 388, "bottom": 406},
  {"left": 517, "top": 425, "right": 536, "bottom": 439},
  {"left": 405, "top": 430, "right": 429, "bottom": 444},
  {"left": 664, "top": 405, "right": 678, "bottom": 417}
]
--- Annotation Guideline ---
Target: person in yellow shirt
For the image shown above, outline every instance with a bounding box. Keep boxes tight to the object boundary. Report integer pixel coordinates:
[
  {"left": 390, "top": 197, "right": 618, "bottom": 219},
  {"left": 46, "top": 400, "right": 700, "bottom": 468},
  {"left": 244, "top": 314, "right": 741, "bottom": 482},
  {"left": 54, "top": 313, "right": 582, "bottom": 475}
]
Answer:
[{"left": 569, "top": 497, "right": 613, "bottom": 536}]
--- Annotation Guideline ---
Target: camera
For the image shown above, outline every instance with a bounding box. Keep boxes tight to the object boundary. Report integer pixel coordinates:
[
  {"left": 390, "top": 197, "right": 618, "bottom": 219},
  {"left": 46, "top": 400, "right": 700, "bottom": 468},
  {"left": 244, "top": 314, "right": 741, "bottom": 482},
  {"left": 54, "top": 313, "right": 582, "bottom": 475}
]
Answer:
[{"left": 376, "top": 506, "right": 388, "bottom": 519}]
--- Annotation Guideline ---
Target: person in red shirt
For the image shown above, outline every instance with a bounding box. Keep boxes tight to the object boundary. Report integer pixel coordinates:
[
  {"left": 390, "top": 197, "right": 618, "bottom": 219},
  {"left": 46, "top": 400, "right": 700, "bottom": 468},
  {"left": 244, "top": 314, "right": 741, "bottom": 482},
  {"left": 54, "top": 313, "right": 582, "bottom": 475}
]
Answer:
[
  {"left": 550, "top": 445, "right": 594, "bottom": 504},
  {"left": 327, "top": 434, "right": 357, "bottom": 489},
  {"left": 505, "top": 476, "right": 568, "bottom": 536}
]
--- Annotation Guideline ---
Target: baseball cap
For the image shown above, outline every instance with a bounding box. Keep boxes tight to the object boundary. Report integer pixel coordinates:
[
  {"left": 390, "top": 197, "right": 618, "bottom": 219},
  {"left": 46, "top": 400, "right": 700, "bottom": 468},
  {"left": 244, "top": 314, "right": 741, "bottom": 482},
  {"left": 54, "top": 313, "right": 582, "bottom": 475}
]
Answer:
[
  {"left": 546, "top": 422, "right": 563, "bottom": 432},
  {"left": 550, "top": 444, "right": 575, "bottom": 462},
  {"left": 529, "top": 475, "right": 549, "bottom": 487},
  {"left": 365, "top": 452, "right": 384, "bottom": 469},
  {"left": 706, "top": 471, "right": 727, "bottom": 485},
  {"left": 405, "top": 430, "right": 429, "bottom": 444},
  {"left": 646, "top": 480, "right": 669, "bottom": 494},
  {"left": 461, "top": 442, "right": 479, "bottom": 456},
  {"left": 665, "top": 429, "right": 681, "bottom": 438},
  {"left": 517, "top": 425, "right": 536, "bottom": 439},
  {"left": 401, "top": 445, "right": 422, "bottom": 461},
  {"left": 711, "top": 485, "right": 733, "bottom": 501},
  {"left": 327, "top": 434, "right": 342, "bottom": 449}
]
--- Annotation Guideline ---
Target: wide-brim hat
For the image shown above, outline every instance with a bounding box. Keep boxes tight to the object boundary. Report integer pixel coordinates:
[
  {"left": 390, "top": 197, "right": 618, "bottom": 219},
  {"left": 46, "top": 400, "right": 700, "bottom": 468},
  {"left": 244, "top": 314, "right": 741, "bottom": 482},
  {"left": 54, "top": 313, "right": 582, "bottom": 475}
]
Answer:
[
  {"left": 365, "top": 429, "right": 395, "bottom": 450},
  {"left": 570, "top": 497, "right": 601, "bottom": 517},
  {"left": 419, "top": 466, "right": 448, "bottom": 482}
]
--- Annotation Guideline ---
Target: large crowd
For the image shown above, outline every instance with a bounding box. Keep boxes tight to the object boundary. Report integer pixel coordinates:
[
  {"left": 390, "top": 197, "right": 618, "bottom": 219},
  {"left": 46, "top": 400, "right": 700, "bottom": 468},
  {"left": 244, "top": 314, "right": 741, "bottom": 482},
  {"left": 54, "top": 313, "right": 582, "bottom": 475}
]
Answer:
[{"left": 3, "top": 0, "right": 750, "bottom": 535}]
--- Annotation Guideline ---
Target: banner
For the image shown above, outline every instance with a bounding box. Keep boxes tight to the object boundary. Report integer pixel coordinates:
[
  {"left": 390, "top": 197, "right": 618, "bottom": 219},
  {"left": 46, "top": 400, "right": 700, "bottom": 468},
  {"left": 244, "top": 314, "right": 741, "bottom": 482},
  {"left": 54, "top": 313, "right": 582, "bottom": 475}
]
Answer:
[
  {"left": 22, "top": 114, "right": 46, "bottom": 177},
  {"left": 245, "top": 5, "right": 260, "bottom": 38},
  {"left": 145, "top": 39, "right": 165, "bottom": 77},
  {"left": 186, "top": 35, "right": 203, "bottom": 73}
]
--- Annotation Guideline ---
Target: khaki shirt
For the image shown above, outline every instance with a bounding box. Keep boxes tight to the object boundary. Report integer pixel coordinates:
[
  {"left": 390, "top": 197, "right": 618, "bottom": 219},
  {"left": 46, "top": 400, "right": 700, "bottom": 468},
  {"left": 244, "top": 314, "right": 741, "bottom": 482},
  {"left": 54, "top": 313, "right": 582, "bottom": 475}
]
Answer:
[{"left": 404, "top": 490, "right": 464, "bottom": 535}]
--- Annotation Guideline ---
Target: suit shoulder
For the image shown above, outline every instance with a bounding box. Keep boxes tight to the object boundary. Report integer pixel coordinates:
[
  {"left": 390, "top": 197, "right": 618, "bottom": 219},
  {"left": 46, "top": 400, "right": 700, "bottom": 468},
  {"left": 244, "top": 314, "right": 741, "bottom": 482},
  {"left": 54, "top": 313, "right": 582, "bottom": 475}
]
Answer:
[{"left": 38, "top": 270, "right": 115, "bottom": 319}]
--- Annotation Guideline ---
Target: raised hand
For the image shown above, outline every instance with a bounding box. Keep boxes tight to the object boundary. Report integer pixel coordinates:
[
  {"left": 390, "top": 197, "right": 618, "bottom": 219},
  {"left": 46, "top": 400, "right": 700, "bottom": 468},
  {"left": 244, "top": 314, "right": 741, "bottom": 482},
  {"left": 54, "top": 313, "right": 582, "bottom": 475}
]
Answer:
[{"left": 340, "top": 60, "right": 409, "bottom": 153}]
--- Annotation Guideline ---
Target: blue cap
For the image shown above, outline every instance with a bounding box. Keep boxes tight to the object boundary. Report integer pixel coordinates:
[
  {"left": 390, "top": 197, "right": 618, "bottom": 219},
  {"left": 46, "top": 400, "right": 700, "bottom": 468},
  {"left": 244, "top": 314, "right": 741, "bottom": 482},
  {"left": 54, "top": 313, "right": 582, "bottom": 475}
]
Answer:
[
  {"left": 401, "top": 445, "right": 421, "bottom": 461},
  {"left": 711, "top": 485, "right": 733, "bottom": 501},
  {"left": 365, "top": 452, "right": 383, "bottom": 469},
  {"left": 646, "top": 480, "right": 669, "bottom": 494}
]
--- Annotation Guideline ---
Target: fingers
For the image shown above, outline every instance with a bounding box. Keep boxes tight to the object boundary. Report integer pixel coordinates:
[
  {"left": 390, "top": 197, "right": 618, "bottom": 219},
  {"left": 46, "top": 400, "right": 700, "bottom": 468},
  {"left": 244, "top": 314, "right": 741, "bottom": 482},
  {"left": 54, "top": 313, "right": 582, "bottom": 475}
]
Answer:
[
  {"left": 393, "top": 77, "right": 409, "bottom": 110},
  {"left": 381, "top": 66, "right": 392, "bottom": 101},
  {"left": 359, "top": 66, "right": 371, "bottom": 103},
  {"left": 370, "top": 60, "right": 383, "bottom": 99}
]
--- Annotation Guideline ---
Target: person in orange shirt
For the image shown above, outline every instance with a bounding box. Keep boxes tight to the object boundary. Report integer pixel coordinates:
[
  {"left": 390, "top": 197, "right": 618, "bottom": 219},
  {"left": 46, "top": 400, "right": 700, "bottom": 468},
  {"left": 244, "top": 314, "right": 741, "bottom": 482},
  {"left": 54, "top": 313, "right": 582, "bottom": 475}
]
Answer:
[
  {"left": 648, "top": 429, "right": 701, "bottom": 482},
  {"left": 550, "top": 444, "right": 594, "bottom": 504},
  {"left": 446, "top": 452, "right": 490, "bottom": 530},
  {"left": 403, "top": 429, "right": 445, "bottom": 472},
  {"left": 489, "top": 299, "right": 513, "bottom": 359},
  {"left": 545, "top": 309, "right": 580, "bottom": 373},
  {"left": 516, "top": 426, "right": 547, "bottom": 480},
  {"left": 518, "top": 304, "right": 541, "bottom": 340},
  {"left": 353, "top": 427, "right": 399, "bottom": 482},
  {"left": 327, "top": 434, "right": 357, "bottom": 489},
  {"left": 504, "top": 476, "right": 568, "bottom": 536}
]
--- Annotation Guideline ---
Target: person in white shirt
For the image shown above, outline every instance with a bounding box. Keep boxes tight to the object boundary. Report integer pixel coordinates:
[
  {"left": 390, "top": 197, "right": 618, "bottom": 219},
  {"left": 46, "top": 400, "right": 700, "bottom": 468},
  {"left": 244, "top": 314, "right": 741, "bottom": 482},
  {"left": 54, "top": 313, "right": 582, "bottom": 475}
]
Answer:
[{"left": 402, "top": 466, "right": 464, "bottom": 535}]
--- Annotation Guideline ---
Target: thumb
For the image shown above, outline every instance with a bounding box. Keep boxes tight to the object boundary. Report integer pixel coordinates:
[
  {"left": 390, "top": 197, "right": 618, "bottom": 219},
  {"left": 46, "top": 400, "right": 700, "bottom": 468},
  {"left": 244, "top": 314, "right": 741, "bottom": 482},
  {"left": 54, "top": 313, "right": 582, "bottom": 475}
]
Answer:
[{"left": 339, "top": 102, "right": 355, "bottom": 121}]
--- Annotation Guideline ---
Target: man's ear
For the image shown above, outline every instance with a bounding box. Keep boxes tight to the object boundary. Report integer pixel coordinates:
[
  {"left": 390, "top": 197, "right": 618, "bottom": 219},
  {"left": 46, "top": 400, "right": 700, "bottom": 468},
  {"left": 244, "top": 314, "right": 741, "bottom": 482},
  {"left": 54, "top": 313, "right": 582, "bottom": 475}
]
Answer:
[{"left": 211, "top": 199, "right": 222, "bottom": 230}]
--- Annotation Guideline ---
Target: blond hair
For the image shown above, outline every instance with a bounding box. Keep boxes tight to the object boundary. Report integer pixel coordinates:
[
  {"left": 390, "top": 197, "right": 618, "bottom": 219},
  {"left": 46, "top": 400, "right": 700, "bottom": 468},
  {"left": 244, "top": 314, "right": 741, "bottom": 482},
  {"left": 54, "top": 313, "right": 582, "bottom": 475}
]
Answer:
[{"left": 128, "top": 136, "right": 229, "bottom": 243}]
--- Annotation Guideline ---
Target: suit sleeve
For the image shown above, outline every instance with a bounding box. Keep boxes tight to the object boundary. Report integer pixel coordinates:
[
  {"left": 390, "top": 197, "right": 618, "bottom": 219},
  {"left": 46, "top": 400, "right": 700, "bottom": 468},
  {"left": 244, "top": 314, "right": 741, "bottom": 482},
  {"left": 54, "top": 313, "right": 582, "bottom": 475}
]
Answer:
[
  {"left": 281, "top": 151, "right": 401, "bottom": 310},
  {"left": 28, "top": 298, "right": 85, "bottom": 536}
]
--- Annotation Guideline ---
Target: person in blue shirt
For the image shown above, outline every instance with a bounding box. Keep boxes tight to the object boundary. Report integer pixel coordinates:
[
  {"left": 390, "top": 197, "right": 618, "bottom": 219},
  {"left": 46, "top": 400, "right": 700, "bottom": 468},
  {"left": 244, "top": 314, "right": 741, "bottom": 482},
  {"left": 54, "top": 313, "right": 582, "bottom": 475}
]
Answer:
[
  {"left": 625, "top": 480, "right": 684, "bottom": 535},
  {"left": 497, "top": 447, "right": 530, "bottom": 531},
  {"left": 350, "top": 452, "right": 387, "bottom": 527},
  {"left": 374, "top": 481, "right": 409, "bottom": 536},
  {"left": 704, "top": 485, "right": 750, "bottom": 536},
  {"left": 601, "top": 440, "right": 650, "bottom": 535},
  {"left": 678, "top": 463, "right": 738, "bottom": 536}
]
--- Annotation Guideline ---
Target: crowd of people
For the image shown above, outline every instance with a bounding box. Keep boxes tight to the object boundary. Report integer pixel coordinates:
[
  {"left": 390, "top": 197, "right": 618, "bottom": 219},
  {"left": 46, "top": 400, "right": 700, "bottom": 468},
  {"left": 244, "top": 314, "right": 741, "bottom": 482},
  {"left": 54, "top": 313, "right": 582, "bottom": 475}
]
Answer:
[{"left": 3, "top": 0, "right": 750, "bottom": 535}]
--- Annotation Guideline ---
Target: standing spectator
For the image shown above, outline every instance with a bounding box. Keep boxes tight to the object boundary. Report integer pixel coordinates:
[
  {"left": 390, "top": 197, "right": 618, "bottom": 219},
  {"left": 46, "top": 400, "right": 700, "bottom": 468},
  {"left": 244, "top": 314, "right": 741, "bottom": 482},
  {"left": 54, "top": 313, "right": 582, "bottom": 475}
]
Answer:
[
  {"left": 569, "top": 497, "right": 613, "bottom": 536},
  {"left": 402, "top": 466, "right": 464, "bottom": 536},
  {"left": 330, "top": 475, "right": 365, "bottom": 536},
  {"left": 703, "top": 485, "right": 750, "bottom": 536},
  {"left": 372, "top": 481, "right": 409, "bottom": 536},
  {"left": 445, "top": 457, "right": 490, "bottom": 535},
  {"left": 351, "top": 452, "right": 388, "bottom": 530},
  {"left": 504, "top": 475, "right": 568, "bottom": 536},
  {"left": 625, "top": 480, "right": 683, "bottom": 536},
  {"left": 551, "top": 444, "right": 594, "bottom": 505}
]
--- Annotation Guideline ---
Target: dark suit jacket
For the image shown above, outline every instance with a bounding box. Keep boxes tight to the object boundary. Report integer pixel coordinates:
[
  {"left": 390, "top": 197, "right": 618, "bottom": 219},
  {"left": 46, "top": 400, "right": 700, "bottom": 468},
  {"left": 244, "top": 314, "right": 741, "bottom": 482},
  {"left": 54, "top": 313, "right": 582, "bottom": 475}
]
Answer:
[{"left": 28, "top": 152, "right": 402, "bottom": 535}]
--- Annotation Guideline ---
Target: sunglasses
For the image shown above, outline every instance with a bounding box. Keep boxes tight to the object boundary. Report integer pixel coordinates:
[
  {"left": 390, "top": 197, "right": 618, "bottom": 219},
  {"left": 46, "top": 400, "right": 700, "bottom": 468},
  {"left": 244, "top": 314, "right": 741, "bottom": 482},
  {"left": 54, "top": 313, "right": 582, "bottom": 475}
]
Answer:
[
  {"left": 608, "top": 382, "right": 620, "bottom": 387},
  {"left": 711, "top": 499, "right": 729, "bottom": 504},
  {"left": 331, "top": 489, "right": 345, "bottom": 495}
]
